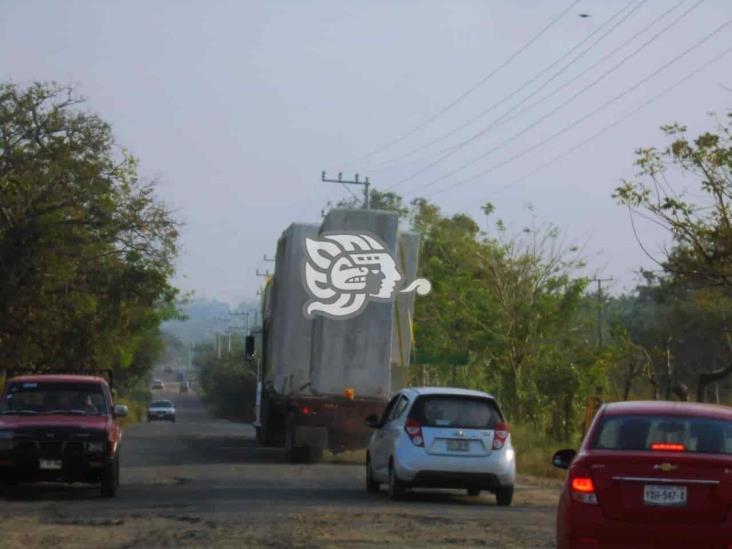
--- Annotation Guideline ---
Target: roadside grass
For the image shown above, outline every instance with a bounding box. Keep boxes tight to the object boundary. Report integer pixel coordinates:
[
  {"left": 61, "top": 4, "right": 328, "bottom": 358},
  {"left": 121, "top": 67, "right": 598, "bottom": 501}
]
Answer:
[{"left": 511, "top": 423, "right": 576, "bottom": 479}]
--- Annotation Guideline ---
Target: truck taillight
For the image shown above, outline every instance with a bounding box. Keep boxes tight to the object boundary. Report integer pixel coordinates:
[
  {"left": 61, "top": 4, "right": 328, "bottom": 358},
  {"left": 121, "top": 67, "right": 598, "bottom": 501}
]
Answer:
[
  {"left": 492, "top": 422, "right": 509, "bottom": 450},
  {"left": 569, "top": 466, "right": 597, "bottom": 504},
  {"left": 301, "top": 406, "right": 312, "bottom": 416},
  {"left": 404, "top": 418, "right": 424, "bottom": 447}
]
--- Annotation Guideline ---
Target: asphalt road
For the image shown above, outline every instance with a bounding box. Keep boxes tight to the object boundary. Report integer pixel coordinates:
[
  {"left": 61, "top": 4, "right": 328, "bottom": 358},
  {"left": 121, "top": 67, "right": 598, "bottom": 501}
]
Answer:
[{"left": 0, "top": 377, "right": 560, "bottom": 548}]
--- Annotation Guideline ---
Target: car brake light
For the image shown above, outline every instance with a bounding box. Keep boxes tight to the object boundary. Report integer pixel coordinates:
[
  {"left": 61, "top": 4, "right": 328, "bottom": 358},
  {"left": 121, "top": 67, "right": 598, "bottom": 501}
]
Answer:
[
  {"left": 569, "top": 467, "right": 598, "bottom": 505},
  {"left": 492, "top": 422, "right": 509, "bottom": 450},
  {"left": 301, "top": 406, "right": 312, "bottom": 416},
  {"left": 404, "top": 418, "right": 424, "bottom": 447},
  {"left": 650, "top": 442, "right": 685, "bottom": 452},
  {"left": 571, "top": 477, "right": 595, "bottom": 493}
]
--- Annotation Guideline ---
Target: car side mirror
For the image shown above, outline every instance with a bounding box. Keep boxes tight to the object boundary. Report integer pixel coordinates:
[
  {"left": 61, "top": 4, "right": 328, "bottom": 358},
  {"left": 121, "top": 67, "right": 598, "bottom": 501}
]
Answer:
[
  {"left": 113, "top": 404, "right": 128, "bottom": 418},
  {"left": 552, "top": 448, "right": 576, "bottom": 469},
  {"left": 364, "top": 414, "right": 380, "bottom": 429}
]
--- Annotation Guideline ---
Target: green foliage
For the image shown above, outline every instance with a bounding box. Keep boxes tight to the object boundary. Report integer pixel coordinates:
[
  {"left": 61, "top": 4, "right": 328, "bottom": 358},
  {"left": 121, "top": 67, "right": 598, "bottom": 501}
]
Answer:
[
  {"left": 327, "top": 189, "right": 410, "bottom": 218},
  {"left": 614, "top": 112, "right": 732, "bottom": 289},
  {"left": 407, "top": 198, "right": 598, "bottom": 436},
  {"left": 614, "top": 113, "right": 732, "bottom": 402},
  {"left": 194, "top": 339, "right": 257, "bottom": 421},
  {"left": 0, "top": 82, "right": 179, "bottom": 393}
]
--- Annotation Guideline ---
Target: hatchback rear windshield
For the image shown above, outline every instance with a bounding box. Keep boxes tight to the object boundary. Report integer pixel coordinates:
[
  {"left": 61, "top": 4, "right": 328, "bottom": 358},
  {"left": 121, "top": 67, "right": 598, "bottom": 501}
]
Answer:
[
  {"left": 592, "top": 414, "right": 732, "bottom": 455},
  {"left": 410, "top": 396, "right": 502, "bottom": 429}
]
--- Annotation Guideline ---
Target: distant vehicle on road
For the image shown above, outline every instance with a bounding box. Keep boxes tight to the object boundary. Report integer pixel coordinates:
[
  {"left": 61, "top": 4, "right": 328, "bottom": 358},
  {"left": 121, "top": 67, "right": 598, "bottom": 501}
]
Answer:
[
  {"left": 175, "top": 371, "right": 185, "bottom": 382},
  {"left": 179, "top": 381, "right": 190, "bottom": 394},
  {"left": 147, "top": 400, "right": 175, "bottom": 422},
  {"left": 553, "top": 401, "right": 732, "bottom": 548},
  {"left": 365, "top": 387, "right": 515, "bottom": 504},
  {"left": 151, "top": 379, "right": 164, "bottom": 390},
  {"left": 0, "top": 372, "right": 127, "bottom": 497},
  {"left": 163, "top": 365, "right": 173, "bottom": 374}
]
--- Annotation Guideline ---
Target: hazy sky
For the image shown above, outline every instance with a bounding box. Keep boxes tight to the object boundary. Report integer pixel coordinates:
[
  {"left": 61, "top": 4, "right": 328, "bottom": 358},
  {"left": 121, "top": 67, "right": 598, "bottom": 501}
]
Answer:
[{"left": 2, "top": 0, "right": 730, "bottom": 304}]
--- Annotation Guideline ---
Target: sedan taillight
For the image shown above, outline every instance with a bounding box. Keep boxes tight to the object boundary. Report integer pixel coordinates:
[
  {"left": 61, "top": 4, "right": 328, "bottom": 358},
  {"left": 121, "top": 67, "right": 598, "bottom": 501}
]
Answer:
[{"left": 569, "top": 466, "right": 598, "bottom": 504}]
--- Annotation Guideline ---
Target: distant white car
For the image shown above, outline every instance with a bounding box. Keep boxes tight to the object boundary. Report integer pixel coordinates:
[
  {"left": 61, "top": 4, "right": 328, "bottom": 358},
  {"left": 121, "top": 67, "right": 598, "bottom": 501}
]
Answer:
[
  {"left": 151, "top": 379, "right": 164, "bottom": 390},
  {"left": 147, "top": 400, "right": 176, "bottom": 422},
  {"left": 365, "top": 387, "right": 515, "bottom": 504}
]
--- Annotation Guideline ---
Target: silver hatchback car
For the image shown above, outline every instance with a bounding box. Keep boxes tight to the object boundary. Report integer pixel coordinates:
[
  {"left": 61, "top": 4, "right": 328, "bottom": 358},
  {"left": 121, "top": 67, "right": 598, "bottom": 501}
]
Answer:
[{"left": 365, "top": 387, "right": 516, "bottom": 504}]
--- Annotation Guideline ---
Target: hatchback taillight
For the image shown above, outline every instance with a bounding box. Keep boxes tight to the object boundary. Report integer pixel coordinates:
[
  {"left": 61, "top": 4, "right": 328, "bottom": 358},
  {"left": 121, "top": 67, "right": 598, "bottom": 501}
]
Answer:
[
  {"left": 569, "top": 466, "right": 598, "bottom": 505},
  {"left": 404, "top": 418, "right": 424, "bottom": 447},
  {"left": 492, "top": 422, "right": 509, "bottom": 450}
]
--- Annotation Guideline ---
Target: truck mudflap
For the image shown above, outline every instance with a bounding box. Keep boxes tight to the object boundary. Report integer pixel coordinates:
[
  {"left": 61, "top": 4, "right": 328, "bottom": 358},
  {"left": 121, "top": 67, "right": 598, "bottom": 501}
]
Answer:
[{"left": 295, "top": 426, "right": 328, "bottom": 450}]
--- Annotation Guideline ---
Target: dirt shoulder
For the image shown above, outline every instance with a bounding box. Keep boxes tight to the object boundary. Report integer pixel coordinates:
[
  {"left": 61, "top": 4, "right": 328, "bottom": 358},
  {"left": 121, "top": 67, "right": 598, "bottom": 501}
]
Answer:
[{"left": 0, "top": 476, "right": 560, "bottom": 549}]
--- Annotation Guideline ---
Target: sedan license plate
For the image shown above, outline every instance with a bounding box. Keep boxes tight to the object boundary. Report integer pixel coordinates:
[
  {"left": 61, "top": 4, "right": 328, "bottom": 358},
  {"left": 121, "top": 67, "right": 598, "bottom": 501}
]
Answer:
[
  {"left": 39, "top": 459, "right": 62, "bottom": 470},
  {"left": 446, "top": 439, "right": 470, "bottom": 452},
  {"left": 643, "top": 484, "right": 686, "bottom": 506}
]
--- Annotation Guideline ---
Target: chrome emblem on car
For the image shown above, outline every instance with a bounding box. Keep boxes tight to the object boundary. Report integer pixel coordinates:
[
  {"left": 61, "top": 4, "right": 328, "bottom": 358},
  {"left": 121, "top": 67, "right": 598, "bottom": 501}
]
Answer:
[{"left": 654, "top": 463, "right": 678, "bottom": 472}]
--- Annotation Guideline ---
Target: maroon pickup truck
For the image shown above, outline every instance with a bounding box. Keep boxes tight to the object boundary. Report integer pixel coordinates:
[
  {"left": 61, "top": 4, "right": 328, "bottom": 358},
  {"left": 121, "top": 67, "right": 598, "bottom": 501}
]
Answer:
[{"left": 0, "top": 373, "right": 127, "bottom": 497}]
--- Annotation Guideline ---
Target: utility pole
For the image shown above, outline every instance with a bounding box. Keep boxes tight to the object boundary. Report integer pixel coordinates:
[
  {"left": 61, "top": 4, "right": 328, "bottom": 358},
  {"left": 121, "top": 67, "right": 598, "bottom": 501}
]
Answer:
[
  {"left": 263, "top": 254, "right": 275, "bottom": 263},
  {"left": 256, "top": 269, "right": 271, "bottom": 278},
  {"left": 592, "top": 276, "right": 613, "bottom": 349},
  {"left": 230, "top": 310, "right": 251, "bottom": 333},
  {"left": 321, "top": 171, "right": 371, "bottom": 209}
]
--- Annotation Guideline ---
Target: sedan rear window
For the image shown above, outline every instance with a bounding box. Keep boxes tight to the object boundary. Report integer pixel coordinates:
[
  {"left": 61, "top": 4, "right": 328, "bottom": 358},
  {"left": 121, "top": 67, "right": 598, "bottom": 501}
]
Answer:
[
  {"left": 410, "top": 396, "right": 502, "bottom": 429},
  {"left": 150, "top": 400, "right": 173, "bottom": 408},
  {"left": 592, "top": 415, "right": 732, "bottom": 455}
]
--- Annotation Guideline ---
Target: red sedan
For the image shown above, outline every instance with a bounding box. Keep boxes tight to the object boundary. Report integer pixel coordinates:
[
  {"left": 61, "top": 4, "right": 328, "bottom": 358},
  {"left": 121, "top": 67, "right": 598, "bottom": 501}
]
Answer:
[{"left": 553, "top": 401, "right": 732, "bottom": 548}]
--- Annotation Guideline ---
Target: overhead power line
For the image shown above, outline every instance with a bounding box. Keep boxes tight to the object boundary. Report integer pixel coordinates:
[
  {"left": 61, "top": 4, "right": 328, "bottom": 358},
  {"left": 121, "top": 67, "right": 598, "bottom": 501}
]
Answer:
[
  {"left": 373, "top": 0, "right": 644, "bottom": 175},
  {"left": 421, "top": 19, "right": 732, "bottom": 199},
  {"left": 499, "top": 45, "right": 732, "bottom": 192},
  {"left": 399, "top": 0, "right": 702, "bottom": 195},
  {"left": 332, "top": 0, "right": 581, "bottom": 170}
]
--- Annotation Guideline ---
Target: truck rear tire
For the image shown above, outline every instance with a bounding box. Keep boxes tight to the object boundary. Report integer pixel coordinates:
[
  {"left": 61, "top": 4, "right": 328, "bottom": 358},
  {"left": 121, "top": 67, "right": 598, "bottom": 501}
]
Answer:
[
  {"left": 308, "top": 444, "right": 323, "bottom": 463},
  {"left": 285, "top": 412, "right": 307, "bottom": 463}
]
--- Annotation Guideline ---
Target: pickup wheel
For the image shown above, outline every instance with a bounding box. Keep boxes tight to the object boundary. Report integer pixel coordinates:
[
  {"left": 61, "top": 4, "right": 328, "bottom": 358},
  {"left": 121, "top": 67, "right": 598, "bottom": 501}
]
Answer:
[{"left": 101, "top": 454, "right": 119, "bottom": 498}]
